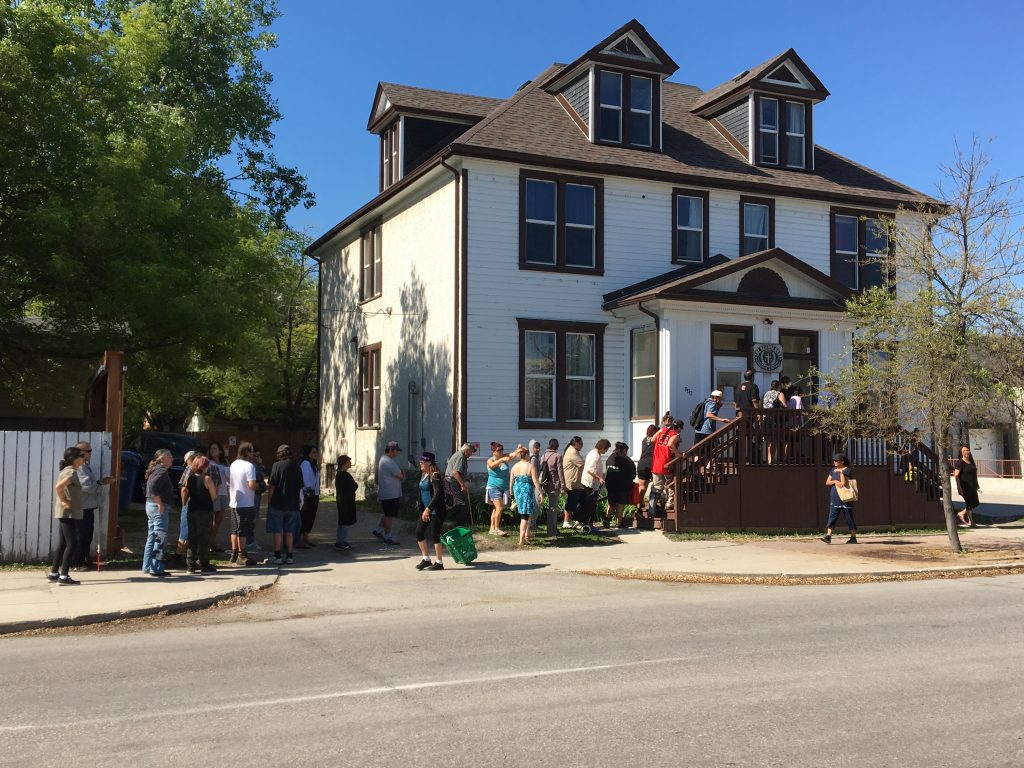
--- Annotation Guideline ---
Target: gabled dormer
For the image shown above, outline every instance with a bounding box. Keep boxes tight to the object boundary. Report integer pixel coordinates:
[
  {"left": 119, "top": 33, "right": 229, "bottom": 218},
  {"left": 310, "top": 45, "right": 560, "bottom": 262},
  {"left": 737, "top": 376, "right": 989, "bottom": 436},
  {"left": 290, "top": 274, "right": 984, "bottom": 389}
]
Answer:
[
  {"left": 541, "top": 19, "right": 679, "bottom": 152},
  {"left": 691, "top": 49, "right": 829, "bottom": 171},
  {"left": 367, "top": 83, "right": 503, "bottom": 191}
]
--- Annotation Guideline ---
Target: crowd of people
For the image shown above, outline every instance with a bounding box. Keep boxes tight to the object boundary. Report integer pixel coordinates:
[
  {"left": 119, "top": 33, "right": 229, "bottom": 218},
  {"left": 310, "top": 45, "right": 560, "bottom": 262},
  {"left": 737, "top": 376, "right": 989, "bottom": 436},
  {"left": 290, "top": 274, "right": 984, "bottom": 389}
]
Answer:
[{"left": 44, "top": 381, "right": 985, "bottom": 581}]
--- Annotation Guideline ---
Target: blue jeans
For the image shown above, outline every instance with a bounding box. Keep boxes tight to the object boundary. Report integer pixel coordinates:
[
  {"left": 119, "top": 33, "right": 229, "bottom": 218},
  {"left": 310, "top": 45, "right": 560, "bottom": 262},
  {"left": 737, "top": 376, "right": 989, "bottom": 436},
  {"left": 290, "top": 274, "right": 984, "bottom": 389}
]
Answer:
[{"left": 143, "top": 501, "right": 169, "bottom": 574}]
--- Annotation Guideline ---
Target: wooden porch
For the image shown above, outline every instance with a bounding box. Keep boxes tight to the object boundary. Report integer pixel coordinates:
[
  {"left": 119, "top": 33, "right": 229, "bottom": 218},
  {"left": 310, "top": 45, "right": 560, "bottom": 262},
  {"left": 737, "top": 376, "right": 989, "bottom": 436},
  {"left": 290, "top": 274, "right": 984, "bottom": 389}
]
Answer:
[{"left": 649, "top": 412, "right": 944, "bottom": 532}]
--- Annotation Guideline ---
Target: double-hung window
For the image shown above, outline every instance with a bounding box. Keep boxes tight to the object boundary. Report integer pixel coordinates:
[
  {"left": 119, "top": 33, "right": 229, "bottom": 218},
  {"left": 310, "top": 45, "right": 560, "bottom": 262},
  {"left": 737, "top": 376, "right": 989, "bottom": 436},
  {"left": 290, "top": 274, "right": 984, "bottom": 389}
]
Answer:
[
  {"left": 359, "top": 223, "right": 382, "bottom": 301},
  {"left": 358, "top": 344, "right": 381, "bottom": 428},
  {"left": 631, "top": 328, "right": 656, "bottom": 419},
  {"left": 519, "top": 319, "right": 605, "bottom": 428},
  {"left": 759, "top": 97, "right": 779, "bottom": 165},
  {"left": 672, "top": 189, "right": 709, "bottom": 263},
  {"left": 629, "top": 76, "right": 653, "bottom": 148},
  {"left": 831, "top": 208, "right": 892, "bottom": 290},
  {"left": 380, "top": 121, "right": 400, "bottom": 190},
  {"left": 785, "top": 102, "right": 805, "bottom": 169},
  {"left": 520, "top": 171, "right": 603, "bottom": 273},
  {"left": 740, "top": 196, "right": 774, "bottom": 256},
  {"left": 598, "top": 71, "right": 622, "bottom": 143}
]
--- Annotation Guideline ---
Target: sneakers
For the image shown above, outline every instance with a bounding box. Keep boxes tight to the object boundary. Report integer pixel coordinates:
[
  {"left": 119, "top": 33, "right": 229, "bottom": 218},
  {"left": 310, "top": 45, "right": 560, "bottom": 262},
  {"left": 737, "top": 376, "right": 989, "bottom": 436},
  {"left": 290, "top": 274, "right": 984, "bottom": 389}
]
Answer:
[
  {"left": 846, "top": 536, "right": 858, "bottom": 544},
  {"left": 57, "top": 576, "right": 80, "bottom": 586},
  {"left": 334, "top": 542, "right": 352, "bottom": 551},
  {"left": 269, "top": 556, "right": 283, "bottom": 565},
  {"left": 149, "top": 571, "right": 169, "bottom": 578},
  {"left": 416, "top": 559, "right": 432, "bottom": 570},
  {"left": 46, "top": 572, "right": 59, "bottom": 582},
  {"left": 429, "top": 561, "right": 444, "bottom": 571},
  {"left": 285, "top": 554, "right": 294, "bottom": 564},
  {"left": 371, "top": 529, "right": 384, "bottom": 541},
  {"left": 560, "top": 522, "right": 572, "bottom": 529},
  {"left": 188, "top": 568, "right": 203, "bottom": 575},
  {"left": 383, "top": 537, "right": 400, "bottom": 546},
  {"left": 820, "top": 535, "right": 832, "bottom": 544},
  {"left": 242, "top": 558, "right": 258, "bottom": 567},
  {"left": 201, "top": 564, "right": 218, "bottom": 573}
]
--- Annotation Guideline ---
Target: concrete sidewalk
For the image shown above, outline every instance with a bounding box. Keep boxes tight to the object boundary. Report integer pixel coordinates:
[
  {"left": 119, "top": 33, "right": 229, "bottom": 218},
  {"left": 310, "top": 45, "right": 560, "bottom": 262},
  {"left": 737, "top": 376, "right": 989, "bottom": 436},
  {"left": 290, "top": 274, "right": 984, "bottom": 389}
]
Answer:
[{"left": 1, "top": 491, "right": 1020, "bottom": 634}]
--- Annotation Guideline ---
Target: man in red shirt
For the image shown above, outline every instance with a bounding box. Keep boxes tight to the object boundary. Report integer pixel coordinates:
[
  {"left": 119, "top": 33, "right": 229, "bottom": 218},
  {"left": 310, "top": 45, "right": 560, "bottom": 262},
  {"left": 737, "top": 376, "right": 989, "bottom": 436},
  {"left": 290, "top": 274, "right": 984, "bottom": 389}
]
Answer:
[{"left": 650, "top": 418, "right": 683, "bottom": 511}]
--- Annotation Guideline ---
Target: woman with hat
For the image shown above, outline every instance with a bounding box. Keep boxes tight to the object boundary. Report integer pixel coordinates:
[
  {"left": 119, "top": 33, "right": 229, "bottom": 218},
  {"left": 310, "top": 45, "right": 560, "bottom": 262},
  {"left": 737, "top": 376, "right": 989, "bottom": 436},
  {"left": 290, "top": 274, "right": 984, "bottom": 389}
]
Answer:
[
  {"left": 414, "top": 452, "right": 448, "bottom": 571},
  {"left": 822, "top": 452, "right": 857, "bottom": 544}
]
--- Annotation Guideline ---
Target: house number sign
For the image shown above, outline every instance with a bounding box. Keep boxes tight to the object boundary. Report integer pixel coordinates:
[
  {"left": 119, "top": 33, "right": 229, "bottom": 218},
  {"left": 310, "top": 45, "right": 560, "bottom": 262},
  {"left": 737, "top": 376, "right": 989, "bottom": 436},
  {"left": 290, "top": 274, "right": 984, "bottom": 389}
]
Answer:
[{"left": 753, "top": 343, "right": 784, "bottom": 373}]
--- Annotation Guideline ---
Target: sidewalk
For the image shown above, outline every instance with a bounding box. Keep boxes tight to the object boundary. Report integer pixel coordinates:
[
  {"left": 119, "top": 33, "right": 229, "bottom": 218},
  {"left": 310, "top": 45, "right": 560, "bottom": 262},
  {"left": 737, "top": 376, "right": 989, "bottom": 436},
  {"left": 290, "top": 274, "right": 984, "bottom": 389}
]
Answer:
[{"left": 1, "top": 492, "right": 1020, "bottom": 634}]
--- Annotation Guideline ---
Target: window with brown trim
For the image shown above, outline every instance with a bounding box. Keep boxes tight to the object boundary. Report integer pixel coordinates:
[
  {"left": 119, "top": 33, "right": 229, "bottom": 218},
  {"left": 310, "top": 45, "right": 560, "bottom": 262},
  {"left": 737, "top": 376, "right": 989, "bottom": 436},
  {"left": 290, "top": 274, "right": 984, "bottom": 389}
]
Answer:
[
  {"left": 358, "top": 344, "right": 382, "bottom": 429},
  {"left": 739, "top": 196, "right": 775, "bottom": 256},
  {"left": 359, "top": 223, "right": 382, "bottom": 302},
  {"left": 672, "top": 188, "right": 710, "bottom": 263},
  {"left": 380, "top": 121, "right": 400, "bottom": 191},
  {"left": 594, "top": 68, "right": 661, "bottom": 151},
  {"left": 830, "top": 207, "right": 892, "bottom": 291},
  {"left": 520, "top": 171, "right": 604, "bottom": 274},
  {"left": 631, "top": 327, "right": 656, "bottom": 419},
  {"left": 519, "top": 319, "right": 605, "bottom": 429},
  {"left": 753, "top": 94, "right": 811, "bottom": 170}
]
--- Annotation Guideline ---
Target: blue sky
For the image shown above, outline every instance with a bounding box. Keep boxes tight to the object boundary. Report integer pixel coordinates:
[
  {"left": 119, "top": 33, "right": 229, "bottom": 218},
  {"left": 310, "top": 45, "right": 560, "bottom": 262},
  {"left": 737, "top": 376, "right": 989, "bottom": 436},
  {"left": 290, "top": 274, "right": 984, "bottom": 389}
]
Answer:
[{"left": 263, "top": 0, "right": 1024, "bottom": 238}]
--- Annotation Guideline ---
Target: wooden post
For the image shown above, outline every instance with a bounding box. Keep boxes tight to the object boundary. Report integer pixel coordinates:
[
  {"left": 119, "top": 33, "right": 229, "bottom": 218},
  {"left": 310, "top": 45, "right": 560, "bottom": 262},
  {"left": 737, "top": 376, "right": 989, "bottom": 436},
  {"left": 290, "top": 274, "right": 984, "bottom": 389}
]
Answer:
[{"left": 103, "top": 351, "right": 125, "bottom": 555}]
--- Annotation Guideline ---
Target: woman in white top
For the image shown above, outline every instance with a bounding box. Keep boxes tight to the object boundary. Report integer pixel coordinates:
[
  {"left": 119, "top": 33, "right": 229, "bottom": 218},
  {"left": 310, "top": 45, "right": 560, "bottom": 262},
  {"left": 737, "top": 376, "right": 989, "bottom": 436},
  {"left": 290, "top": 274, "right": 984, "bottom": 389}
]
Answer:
[
  {"left": 298, "top": 445, "right": 321, "bottom": 548},
  {"left": 581, "top": 439, "right": 611, "bottom": 528}
]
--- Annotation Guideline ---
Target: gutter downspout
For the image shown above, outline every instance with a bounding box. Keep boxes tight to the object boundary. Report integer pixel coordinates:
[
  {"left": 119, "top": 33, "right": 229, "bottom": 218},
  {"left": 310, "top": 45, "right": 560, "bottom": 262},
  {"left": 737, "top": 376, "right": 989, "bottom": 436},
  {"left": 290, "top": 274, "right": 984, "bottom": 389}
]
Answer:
[
  {"left": 440, "top": 156, "right": 461, "bottom": 455},
  {"left": 637, "top": 301, "right": 661, "bottom": 420}
]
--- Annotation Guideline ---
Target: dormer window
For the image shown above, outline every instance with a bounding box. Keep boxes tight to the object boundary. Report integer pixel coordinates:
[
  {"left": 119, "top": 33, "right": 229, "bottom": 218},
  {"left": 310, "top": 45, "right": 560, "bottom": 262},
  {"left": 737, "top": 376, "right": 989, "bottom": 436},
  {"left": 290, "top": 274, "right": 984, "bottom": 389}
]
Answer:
[
  {"left": 758, "top": 97, "right": 778, "bottom": 165},
  {"left": 595, "top": 69, "right": 659, "bottom": 150},
  {"left": 380, "top": 121, "right": 400, "bottom": 190},
  {"left": 785, "top": 102, "right": 805, "bottom": 169}
]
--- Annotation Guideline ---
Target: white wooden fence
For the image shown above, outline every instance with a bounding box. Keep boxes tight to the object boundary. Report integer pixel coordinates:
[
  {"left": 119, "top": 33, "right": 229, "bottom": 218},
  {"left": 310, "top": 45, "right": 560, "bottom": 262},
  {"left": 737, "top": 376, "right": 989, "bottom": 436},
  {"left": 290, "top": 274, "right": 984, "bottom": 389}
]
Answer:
[{"left": 0, "top": 431, "right": 112, "bottom": 563}]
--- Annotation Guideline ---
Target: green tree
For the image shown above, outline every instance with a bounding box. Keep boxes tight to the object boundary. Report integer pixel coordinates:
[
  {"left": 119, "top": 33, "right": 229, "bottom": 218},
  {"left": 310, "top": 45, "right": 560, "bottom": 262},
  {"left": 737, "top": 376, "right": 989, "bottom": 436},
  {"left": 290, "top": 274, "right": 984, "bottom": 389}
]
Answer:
[
  {"left": 0, "top": 0, "right": 312, "bottom": 386},
  {"left": 816, "top": 140, "right": 1024, "bottom": 552}
]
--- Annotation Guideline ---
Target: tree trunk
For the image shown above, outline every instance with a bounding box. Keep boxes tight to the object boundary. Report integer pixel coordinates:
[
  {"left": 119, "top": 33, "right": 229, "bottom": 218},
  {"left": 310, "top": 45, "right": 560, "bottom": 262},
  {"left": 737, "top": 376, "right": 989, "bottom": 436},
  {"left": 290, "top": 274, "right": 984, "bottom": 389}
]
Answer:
[{"left": 936, "top": 433, "right": 963, "bottom": 552}]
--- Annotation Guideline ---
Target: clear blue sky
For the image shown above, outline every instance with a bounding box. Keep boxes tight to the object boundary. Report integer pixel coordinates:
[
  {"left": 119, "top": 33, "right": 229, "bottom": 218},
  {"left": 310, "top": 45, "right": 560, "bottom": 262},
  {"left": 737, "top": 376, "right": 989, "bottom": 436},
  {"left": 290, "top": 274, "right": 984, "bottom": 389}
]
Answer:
[{"left": 262, "top": 0, "right": 1024, "bottom": 238}]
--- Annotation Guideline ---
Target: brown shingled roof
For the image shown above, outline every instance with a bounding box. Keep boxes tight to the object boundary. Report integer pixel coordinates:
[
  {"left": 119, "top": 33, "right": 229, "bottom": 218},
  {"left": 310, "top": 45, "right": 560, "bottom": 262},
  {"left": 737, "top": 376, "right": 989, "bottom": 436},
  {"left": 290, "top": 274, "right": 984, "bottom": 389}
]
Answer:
[
  {"left": 689, "top": 48, "right": 829, "bottom": 115},
  {"left": 367, "top": 82, "right": 505, "bottom": 131}
]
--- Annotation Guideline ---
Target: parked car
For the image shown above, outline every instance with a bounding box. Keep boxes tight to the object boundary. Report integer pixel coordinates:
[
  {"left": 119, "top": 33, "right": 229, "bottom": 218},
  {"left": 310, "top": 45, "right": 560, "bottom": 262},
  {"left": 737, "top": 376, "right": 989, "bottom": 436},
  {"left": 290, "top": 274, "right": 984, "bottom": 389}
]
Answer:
[{"left": 125, "top": 432, "right": 204, "bottom": 501}]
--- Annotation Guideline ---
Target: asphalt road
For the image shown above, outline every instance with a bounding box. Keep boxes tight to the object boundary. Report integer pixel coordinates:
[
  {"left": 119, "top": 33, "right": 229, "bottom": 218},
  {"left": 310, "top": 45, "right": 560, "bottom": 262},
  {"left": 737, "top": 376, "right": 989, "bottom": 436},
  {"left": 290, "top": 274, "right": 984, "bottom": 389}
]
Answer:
[{"left": 1, "top": 564, "right": 1023, "bottom": 767}]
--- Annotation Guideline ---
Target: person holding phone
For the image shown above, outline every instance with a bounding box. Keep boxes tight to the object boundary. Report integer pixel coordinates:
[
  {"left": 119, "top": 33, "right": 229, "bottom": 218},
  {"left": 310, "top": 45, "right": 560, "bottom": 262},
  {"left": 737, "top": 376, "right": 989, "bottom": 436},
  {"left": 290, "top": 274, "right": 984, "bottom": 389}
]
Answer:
[{"left": 73, "top": 441, "right": 113, "bottom": 570}]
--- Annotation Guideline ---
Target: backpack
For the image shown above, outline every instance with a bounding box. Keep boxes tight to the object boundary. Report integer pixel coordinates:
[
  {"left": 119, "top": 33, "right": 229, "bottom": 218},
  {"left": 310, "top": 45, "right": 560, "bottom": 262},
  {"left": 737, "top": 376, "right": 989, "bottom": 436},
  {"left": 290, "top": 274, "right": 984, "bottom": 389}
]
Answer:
[
  {"left": 689, "top": 400, "right": 707, "bottom": 430},
  {"left": 537, "top": 458, "right": 552, "bottom": 489}
]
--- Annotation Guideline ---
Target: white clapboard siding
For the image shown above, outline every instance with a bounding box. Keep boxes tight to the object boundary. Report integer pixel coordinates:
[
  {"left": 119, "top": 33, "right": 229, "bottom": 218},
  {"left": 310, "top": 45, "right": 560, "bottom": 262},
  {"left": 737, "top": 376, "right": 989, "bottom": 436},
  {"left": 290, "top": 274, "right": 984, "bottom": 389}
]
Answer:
[{"left": 0, "top": 431, "right": 112, "bottom": 563}]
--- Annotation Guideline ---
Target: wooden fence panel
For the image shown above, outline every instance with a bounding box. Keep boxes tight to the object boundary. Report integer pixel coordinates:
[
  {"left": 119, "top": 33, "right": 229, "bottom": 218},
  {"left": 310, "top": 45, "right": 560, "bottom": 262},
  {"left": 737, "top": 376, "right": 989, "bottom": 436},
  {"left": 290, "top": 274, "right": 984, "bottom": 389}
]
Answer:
[{"left": 0, "top": 431, "right": 111, "bottom": 563}]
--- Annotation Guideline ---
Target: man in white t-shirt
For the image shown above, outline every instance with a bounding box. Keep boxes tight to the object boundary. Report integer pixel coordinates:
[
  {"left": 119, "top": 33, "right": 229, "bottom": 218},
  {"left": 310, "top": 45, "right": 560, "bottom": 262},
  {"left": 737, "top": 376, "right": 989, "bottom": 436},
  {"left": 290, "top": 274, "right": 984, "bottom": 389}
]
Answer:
[
  {"left": 372, "top": 441, "right": 405, "bottom": 545},
  {"left": 228, "top": 441, "right": 259, "bottom": 566}
]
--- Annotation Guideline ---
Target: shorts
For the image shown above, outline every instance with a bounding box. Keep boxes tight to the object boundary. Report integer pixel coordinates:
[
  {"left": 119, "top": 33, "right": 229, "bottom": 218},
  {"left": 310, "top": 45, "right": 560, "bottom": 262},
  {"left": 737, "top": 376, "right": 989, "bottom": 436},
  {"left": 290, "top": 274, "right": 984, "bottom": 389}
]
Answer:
[
  {"left": 230, "top": 506, "right": 256, "bottom": 539},
  {"left": 636, "top": 467, "right": 653, "bottom": 482},
  {"left": 609, "top": 489, "right": 633, "bottom": 506},
  {"left": 266, "top": 506, "right": 299, "bottom": 534},
  {"left": 485, "top": 487, "right": 506, "bottom": 503},
  {"left": 380, "top": 497, "right": 400, "bottom": 517}
]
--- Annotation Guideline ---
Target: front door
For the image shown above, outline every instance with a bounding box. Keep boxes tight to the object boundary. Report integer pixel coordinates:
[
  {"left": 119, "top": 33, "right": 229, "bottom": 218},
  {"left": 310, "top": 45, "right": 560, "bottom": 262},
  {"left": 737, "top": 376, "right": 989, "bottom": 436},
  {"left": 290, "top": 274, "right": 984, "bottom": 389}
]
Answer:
[{"left": 713, "top": 356, "right": 747, "bottom": 409}]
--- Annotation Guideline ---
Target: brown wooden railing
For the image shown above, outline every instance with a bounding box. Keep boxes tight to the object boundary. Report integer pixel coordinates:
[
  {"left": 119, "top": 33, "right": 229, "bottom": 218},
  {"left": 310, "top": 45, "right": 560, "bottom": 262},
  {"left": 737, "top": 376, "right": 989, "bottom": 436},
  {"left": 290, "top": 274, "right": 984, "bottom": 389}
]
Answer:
[{"left": 664, "top": 411, "right": 943, "bottom": 532}]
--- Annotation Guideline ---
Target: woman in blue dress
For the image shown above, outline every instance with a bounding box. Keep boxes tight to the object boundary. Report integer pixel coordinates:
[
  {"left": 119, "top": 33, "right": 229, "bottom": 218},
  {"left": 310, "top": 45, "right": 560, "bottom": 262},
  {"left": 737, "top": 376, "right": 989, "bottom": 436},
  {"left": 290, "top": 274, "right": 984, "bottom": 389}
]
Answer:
[{"left": 510, "top": 447, "right": 544, "bottom": 545}]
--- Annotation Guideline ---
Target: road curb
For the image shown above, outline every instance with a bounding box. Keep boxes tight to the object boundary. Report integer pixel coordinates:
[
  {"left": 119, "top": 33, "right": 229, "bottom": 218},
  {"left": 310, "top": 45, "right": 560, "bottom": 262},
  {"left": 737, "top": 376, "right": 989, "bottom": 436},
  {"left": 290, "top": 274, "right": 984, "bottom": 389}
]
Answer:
[
  {"left": 575, "top": 562, "right": 1024, "bottom": 586},
  {"left": 0, "top": 573, "right": 280, "bottom": 635}
]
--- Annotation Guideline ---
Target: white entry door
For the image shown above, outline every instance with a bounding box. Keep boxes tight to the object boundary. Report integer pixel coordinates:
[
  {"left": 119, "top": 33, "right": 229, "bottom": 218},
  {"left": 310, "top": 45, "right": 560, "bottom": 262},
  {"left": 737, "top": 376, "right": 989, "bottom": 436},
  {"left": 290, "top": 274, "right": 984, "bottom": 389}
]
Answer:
[{"left": 713, "top": 355, "right": 747, "bottom": 412}]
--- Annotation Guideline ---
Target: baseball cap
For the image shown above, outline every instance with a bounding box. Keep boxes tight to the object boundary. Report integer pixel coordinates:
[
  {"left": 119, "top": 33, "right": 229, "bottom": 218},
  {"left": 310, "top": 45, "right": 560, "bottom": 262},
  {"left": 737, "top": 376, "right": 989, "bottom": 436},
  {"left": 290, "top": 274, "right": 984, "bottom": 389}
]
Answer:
[
  {"left": 385, "top": 441, "right": 402, "bottom": 452},
  {"left": 710, "top": 390, "right": 723, "bottom": 398},
  {"left": 419, "top": 451, "right": 436, "bottom": 463}
]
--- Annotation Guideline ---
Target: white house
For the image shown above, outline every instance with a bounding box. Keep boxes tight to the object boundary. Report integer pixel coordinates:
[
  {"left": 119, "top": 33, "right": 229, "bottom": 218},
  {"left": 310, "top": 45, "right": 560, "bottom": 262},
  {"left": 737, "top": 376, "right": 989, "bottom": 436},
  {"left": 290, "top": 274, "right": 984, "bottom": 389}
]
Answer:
[{"left": 309, "top": 19, "right": 934, "bottom": 483}]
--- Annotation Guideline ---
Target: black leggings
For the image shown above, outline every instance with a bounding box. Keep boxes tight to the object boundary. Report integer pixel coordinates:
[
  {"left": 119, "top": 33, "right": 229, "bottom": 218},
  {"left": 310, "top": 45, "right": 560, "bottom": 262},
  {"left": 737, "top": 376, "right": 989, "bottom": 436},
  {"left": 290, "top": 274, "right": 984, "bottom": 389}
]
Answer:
[
  {"left": 415, "top": 508, "right": 445, "bottom": 544},
  {"left": 300, "top": 494, "right": 319, "bottom": 534},
  {"left": 52, "top": 519, "right": 79, "bottom": 576}
]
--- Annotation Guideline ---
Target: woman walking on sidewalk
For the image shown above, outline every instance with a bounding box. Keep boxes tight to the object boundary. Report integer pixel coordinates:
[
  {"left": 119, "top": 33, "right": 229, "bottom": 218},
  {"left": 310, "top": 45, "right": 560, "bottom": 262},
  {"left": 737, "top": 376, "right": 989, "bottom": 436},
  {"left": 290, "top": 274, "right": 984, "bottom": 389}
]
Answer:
[
  {"left": 142, "top": 449, "right": 175, "bottom": 577},
  {"left": 510, "top": 447, "right": 543, "bottom": 545},
  {"left": 414, "top": 452, "right": 447, "bottom": 570},
  {"left": 48, "top": 447, "right": 86, "bottom": 586},
  {"left": 954, "top": 446, "right": 981, "bottom": 528},
  {"left": 821, "top": 453, "right": 857, "bottom": 544}
]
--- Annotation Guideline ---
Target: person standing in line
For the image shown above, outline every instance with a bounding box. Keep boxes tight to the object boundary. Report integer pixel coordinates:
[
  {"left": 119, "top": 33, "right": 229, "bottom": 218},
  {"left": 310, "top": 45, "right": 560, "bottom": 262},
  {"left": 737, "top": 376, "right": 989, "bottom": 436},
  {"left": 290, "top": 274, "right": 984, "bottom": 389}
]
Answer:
[
  {"left": 789, "top": 386, "right": 804, "bottom": 410},
  {"left": 444, "top": 443, "right": 478, "bottom": 530},
  {"left": 510, "top": 446, "right": 543, "bottom": 545},
  {"left": 206, "top": 442, "right": 229, "bottom": 553},
  {"left": 761, "top": 381, "right": 787, "bottom": 463},
  {"left": 248, "top": 449, "right": 267, "bottom": 555},
  {"left": 228, "top": 441, "right": 259, "bottom": 567},
  {"left": 605, "top": 442, "right": 637, "bottom": 529},
  {"left": 694, "top": 390, "right": 730, "bottom": 445},
  {"left": 73, "top": 441, "right": 113, "bottom": 570},
  {"left": 176, "top": 450, "right": 202, "bottom": 558},
  {"left": 48, "top": 446, "right": 86, "bottom": 586},
  {"left": 561, "top": 436, "right": 585, "bottom": 529},
  {"left": 582, "top": 438, "right": 611, "bottom": 527},
  {"left": 650, "top": 420, "right": 680, "bottom": 511},
  {"left": 266, "top": 444, "right": 304, "bottom": 564},
  {"left": 953, "top": 445, "right": 981, "bottom": 528},
  {"left": 734, "top": 370, "right": 761, "bottom": 418},
  {"left": 298, "top": 445, "right": 321, "bottom": 548},
  {"left": 539, "top": 439, "right": 565, "bottom": 536},
  {"left": 182, "top": 456, "right": 217, "bottom": 574},
  {"left": 414, "top": 452, "right": 448, "bottom": 570},
  {"left": 635, "top": 424, "right": 658, "bottom": 508},
  {"left": 486, "top": 442, "right": 518, "bottom": 536},
  {"left": 142, "top": 449, "right": 175, "bottom": 578},
  {"left": 821, "top": 452, "right": 857, "bottom": 544},
  {"left": 334, "top": 455, "right": 358, "bottom": 550},
  {"left": 527, "top": 440, "right": 542, "bottom": 531},
  {"left": 372, "top": 441, "right": 404, "bottom": 545}
]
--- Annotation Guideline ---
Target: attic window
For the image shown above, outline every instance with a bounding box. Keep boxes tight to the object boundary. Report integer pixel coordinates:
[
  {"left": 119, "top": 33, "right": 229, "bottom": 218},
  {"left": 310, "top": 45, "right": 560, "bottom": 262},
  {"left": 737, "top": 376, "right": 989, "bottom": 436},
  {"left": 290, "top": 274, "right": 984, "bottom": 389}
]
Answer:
[
  {"left": 595, "top": 69, "right": 659, "bottom": 150},
  {"left": 611, "top": 37, "right": 644, "bottom": 57},
  {"left": 767, "top": 64, "right": 801, "bottom": 84}
]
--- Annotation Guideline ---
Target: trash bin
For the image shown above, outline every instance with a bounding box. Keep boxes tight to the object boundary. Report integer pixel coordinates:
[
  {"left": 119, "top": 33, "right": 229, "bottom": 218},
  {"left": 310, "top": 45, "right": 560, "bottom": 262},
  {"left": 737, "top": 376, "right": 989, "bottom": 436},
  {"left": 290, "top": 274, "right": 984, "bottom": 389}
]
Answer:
[
  {"left": 440, "top": 526, "right": 478, "bottom": 565},
  {"left": 119, "top": 450, "right": 142, "bottom": 511}
]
